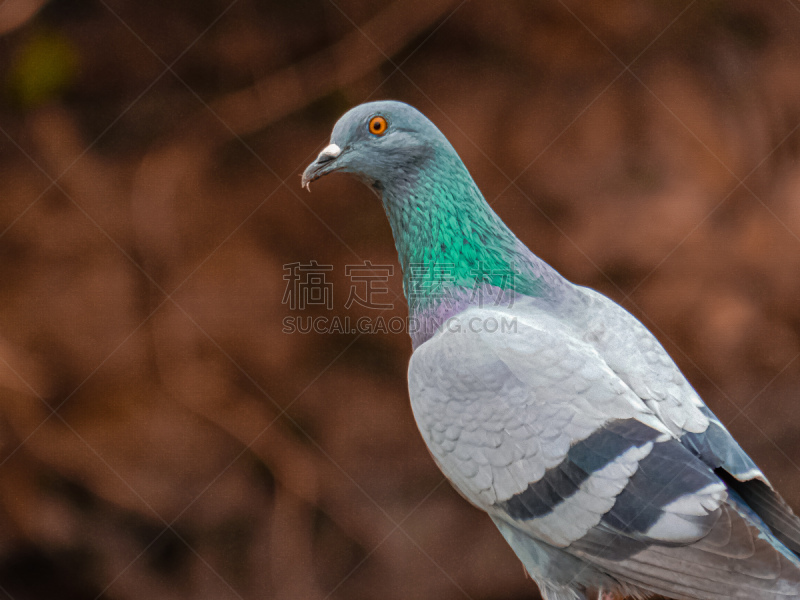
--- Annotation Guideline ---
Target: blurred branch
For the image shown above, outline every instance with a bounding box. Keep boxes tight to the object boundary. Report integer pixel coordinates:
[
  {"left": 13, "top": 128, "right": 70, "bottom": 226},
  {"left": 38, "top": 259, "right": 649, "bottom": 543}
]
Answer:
[
  {"left": 268, "top": 486, "right": 324, "bottom": 600},
  {"left": 127, "top": 2, "right": 464, "bottom": 556},
  {"left": 167, "top": 383, "right": 394, "bottom": 554},
  {"left": 209, "top": 0, "right": 461, "bottom": 137},
  {"left": 27, "top": 107, "right": 124, "bottom": 217},
  {"left": 131, "top": 0, "right": 460, "bottom": 269},
  {"left": 0, "top": 0, "right": 48, "bottom": 36}
]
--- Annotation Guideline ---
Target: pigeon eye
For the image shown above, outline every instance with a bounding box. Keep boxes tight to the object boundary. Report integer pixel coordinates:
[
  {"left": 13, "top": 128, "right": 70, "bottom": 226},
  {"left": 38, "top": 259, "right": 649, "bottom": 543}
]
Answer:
[{"left": 368, "top": 116, "right": 388, "bottom": 136}]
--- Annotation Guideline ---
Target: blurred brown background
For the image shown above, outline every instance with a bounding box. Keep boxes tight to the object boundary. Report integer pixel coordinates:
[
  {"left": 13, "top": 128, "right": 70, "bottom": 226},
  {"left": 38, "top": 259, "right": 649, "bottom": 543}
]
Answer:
[{"left": 0, "top": 1, "right": 799, "bottom": 599}]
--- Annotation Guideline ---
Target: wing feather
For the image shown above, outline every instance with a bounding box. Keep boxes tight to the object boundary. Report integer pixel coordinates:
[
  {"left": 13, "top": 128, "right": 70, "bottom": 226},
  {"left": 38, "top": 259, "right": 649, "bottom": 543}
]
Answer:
[{"left": 408, "top": 303, "right": 800, "bottom": 598}]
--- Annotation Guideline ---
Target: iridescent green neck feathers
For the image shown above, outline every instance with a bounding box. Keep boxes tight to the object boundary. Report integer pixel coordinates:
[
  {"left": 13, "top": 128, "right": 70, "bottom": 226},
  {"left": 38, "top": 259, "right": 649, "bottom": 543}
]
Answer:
[{"left": 378, "top": 146, "right": 555, "bottom": 320}]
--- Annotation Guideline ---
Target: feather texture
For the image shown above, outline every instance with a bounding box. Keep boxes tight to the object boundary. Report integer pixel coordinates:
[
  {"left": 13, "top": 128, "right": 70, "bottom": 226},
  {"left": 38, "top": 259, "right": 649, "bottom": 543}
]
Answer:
[{"left": 304, "top": 100, "right": 800, "bottom": 600}]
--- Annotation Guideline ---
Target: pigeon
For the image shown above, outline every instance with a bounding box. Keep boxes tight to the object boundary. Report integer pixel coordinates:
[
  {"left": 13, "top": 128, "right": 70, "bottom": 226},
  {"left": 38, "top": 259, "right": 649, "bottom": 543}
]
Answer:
[{"left": 301, "top": 100, "right": 800, "bottom": 600}]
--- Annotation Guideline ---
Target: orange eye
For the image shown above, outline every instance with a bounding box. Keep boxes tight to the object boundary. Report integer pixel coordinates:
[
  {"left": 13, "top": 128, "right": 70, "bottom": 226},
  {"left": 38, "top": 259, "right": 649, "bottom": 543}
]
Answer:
[{"left": 368, "top": 115, "right": 388, "bottom": 136}]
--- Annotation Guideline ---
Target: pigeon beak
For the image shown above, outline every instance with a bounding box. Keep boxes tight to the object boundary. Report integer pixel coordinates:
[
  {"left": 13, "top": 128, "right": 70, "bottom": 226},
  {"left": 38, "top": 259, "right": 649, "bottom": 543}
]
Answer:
[{"left": 301, "top": 143, "right": 342, "bottom": 191}]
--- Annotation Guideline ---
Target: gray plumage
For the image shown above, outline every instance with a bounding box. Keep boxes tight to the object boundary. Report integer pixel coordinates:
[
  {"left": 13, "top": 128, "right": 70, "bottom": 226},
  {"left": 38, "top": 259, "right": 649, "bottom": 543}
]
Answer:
[{"left": 303, "top": 100, "right": 800, "bottom": 600}]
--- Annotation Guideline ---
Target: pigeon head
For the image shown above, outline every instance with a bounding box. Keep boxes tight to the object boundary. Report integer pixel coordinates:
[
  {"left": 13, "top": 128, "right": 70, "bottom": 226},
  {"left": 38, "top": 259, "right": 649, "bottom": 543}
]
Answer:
[
  {"left": 302, "top": 101, "right": 559, "bottom": 345},
  {"left": 301, "top": 100, "right": 451, "bottom": 193}
]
